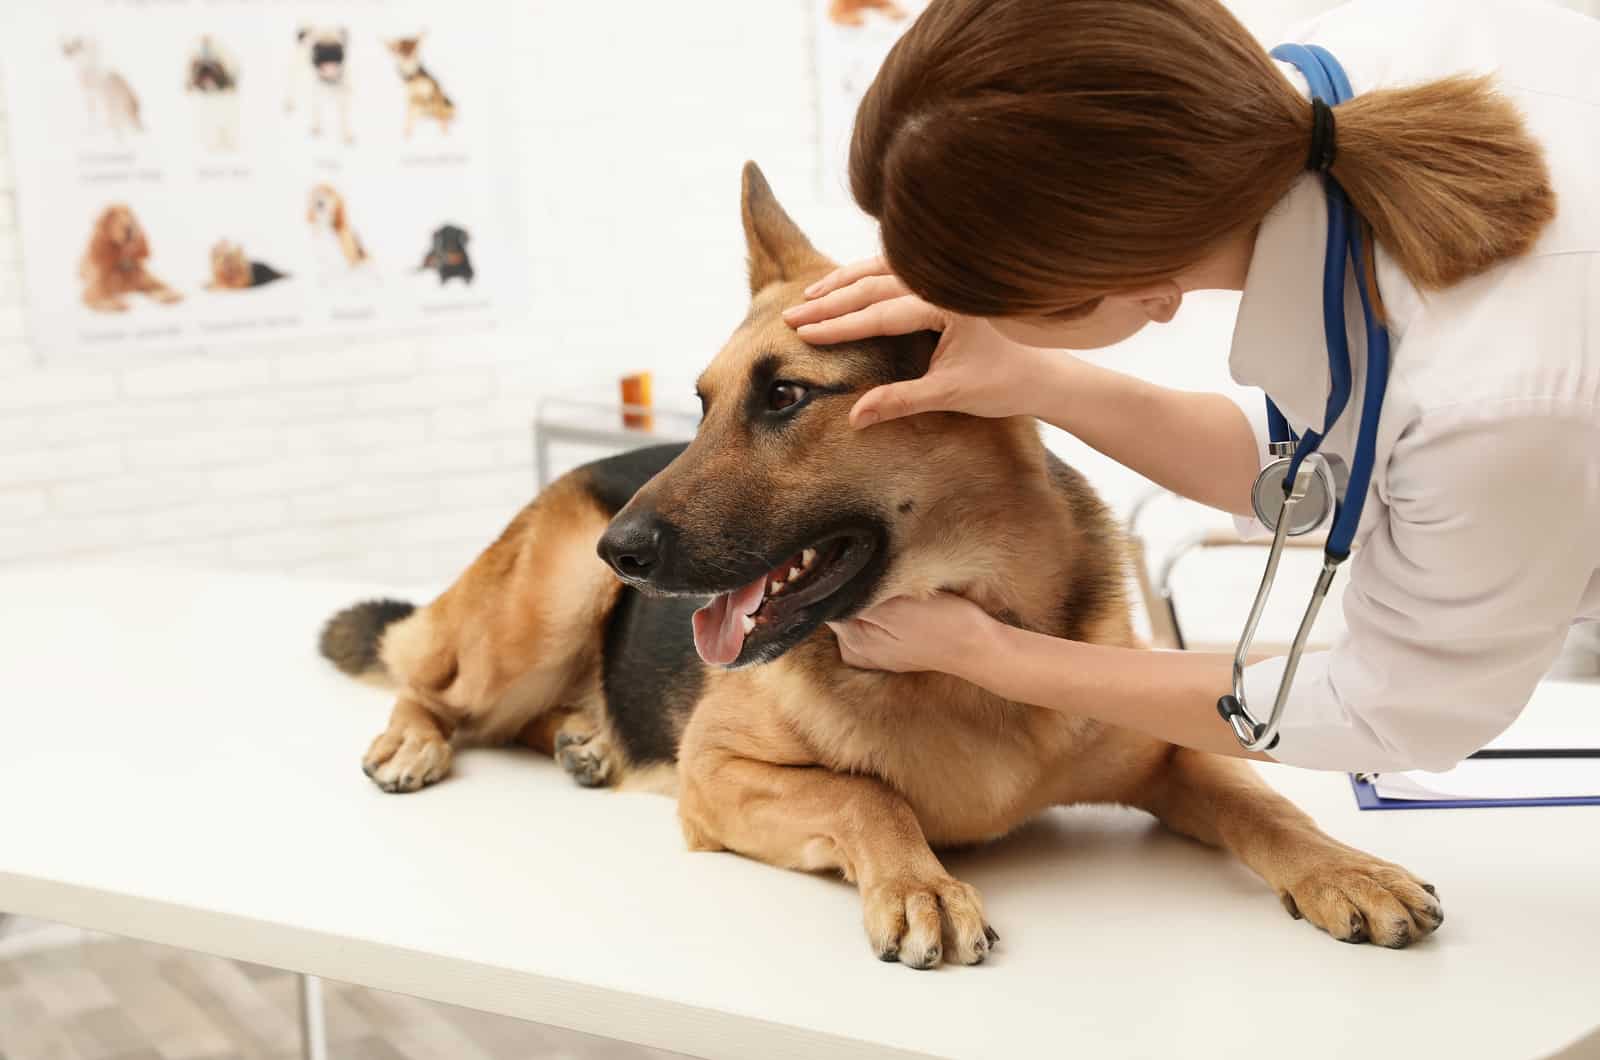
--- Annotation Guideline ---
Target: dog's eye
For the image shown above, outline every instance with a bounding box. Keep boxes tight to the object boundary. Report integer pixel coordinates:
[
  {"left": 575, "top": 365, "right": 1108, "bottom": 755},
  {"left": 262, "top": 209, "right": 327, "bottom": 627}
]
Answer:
[{"left": 768, "top": 382, "right": 807, "bottom": 412}]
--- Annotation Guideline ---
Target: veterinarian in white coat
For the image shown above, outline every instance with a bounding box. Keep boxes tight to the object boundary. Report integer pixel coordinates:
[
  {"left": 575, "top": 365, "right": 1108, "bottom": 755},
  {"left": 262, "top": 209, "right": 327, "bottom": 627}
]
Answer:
[{"left": 789, "top": 0, "right": 1600, "bottom": 773}]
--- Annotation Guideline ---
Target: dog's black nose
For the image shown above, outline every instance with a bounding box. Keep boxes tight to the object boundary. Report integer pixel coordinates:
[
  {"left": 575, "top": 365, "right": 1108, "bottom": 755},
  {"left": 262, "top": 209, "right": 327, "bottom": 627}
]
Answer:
[{"left": 598, "top": 512, "right": 667, "bottom": 582}]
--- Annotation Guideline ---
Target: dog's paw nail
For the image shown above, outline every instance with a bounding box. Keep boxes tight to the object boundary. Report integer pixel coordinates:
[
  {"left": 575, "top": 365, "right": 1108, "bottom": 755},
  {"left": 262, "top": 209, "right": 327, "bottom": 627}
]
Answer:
[
  {"left": 1422, "top": 883, "right": 1437, "bottom": 896},
  {"left": 907, "top": 945, "right": 940, "bottom": 969},
  {"left": 1280, "top": 892, "right": 1302, "bottom": 920},
  {"left": 984, "top": 924, "right": 1000, "bottom": 945},
  {"left": 1383, "top": 920, "right": 1414, "bottom": 949},
  {"left": 876, "top": 946, "right": 899, "bottom": 963}
]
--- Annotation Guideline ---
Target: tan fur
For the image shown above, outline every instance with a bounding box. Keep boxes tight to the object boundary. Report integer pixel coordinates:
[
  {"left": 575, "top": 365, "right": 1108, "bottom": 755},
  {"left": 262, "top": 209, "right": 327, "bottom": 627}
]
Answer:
[
  {"left": 339, "top": 163, "right": 1442, "bottom": 962},
  {"left": 79, "top": 205, "right": 183, "bottom": 313},
  {"left": 362, "top": 475, "right": 623, "bottom": 788},
  {"left": 205, "top": 241, "right": 251, "bottom": 291},
  {"left": 385, "top": 36, "right": 455, "bottom": 138},
  {"left": 307, "top": 184, "right": 367, "bottom": 267}
]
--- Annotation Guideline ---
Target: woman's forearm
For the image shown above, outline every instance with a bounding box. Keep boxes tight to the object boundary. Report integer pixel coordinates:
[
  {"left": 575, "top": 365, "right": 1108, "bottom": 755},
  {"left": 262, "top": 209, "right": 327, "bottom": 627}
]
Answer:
[
  {"left": 966, "top": 622, "right": 1273, "bottom": 761},
  {"left": 1025, "top": 354, "right": 1260, "bottom": 517}
]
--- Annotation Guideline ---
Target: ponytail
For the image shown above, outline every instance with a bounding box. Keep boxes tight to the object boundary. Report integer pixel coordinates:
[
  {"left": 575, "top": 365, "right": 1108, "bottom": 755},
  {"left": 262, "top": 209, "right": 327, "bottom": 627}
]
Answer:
[{"left": 1329, "top": 75, "right": 1555, "bottom": 290}]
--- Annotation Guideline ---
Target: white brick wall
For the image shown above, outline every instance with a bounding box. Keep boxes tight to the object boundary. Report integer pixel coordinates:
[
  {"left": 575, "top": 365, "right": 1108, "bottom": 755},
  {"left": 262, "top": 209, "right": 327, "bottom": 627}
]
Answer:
[
  {"left": 0, "top": 1, "right": 879, "bottom": 587},
  {"left": 1, "top": 0, "right": 1594, "bottom": 590}
]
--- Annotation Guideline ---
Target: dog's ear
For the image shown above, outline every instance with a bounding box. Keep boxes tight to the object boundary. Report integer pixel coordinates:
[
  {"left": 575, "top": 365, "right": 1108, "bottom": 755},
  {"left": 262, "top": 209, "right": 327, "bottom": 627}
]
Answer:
[
  {"left": 88, "top": 208, "right": 115, "bottom": 267},
  {"left": 129, "top": 215, "right": 150, "bottom": 262},
  {"left": 741, "top": 162, "right": 831, "bottom": 296}
]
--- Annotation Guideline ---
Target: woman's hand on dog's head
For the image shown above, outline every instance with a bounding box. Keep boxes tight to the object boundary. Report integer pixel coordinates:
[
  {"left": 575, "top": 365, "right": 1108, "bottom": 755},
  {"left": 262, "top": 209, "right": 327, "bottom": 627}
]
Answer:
[
  {"left": 784, "top": 256, "right": 1056, "bottom": 430},
  {"left": 785, "top": 255, "right": 948, "bottom": 343}
]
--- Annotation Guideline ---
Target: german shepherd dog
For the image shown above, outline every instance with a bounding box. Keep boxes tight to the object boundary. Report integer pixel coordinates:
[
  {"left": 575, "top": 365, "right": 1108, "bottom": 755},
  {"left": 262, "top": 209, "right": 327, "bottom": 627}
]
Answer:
[
  {"left": 321, "top": 164, "right": 1443, "bottom": 965},
  {"left": 384, "top": 36, "right": 455, "bottom": 137}
]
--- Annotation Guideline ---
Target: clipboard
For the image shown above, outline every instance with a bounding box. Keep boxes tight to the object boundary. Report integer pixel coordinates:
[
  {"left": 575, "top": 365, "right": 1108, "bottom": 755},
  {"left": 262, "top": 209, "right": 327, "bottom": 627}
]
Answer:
[{"left": 1350, "top": 749, "right": 1600, "bottom": 810}]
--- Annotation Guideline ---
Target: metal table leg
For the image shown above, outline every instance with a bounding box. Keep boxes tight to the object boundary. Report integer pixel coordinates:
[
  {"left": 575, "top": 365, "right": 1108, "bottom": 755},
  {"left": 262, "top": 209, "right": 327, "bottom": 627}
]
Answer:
[{"left": 297, "top": 973, "right": 329, "bottom": 1060}]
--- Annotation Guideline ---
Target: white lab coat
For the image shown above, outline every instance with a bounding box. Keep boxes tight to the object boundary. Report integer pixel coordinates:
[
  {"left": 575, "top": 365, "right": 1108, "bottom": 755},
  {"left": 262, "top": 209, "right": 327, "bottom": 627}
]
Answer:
[{"left": 1230, "top": 0, "right": 1600, "bottom": 772}]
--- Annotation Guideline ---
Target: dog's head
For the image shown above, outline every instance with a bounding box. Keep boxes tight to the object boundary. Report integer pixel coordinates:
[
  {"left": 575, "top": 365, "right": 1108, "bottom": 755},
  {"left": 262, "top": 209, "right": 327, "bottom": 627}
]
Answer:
[
  {"left": 189, "top": 37, "right": 234, "bottom": 92},
  {"left": 599, "top": 163, "right": 1013, "bottom": 669},
  {"left": 386, "top": 36, "right": 423, "bottom": 62},
  {"left": 307, "top": 184, "right": 344, "bottom": 231},
  {"left": 91, "top": 205, "right": 148, "bottom": 268},
  {"left": 432, "top": 225, "right": 468, "bottom": 255},
  {"left": 210, "top": 240, "right": 248, "bottom": 286},
  {"left": 299, "top": 26, "right": 347, "bottom": 81}
]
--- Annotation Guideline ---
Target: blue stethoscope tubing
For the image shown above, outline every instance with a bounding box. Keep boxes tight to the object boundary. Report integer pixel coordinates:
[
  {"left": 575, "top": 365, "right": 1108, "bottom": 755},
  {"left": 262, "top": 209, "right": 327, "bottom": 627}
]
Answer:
[{"left": 1216, "top": 43, "right": 1393, "bottom": 752}]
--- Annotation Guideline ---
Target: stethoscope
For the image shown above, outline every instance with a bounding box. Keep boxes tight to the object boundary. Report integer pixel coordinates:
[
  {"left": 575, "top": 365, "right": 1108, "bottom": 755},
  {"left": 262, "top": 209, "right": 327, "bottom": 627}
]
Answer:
[{"left": 1215, "top": 43, "right": 1393, "bottom": 752}]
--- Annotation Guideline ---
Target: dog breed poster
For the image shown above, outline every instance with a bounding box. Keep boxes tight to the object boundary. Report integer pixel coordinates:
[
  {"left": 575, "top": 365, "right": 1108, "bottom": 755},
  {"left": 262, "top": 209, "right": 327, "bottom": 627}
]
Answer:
[{"left": 0, "top": 0, "right": 526, "bottom": 356}]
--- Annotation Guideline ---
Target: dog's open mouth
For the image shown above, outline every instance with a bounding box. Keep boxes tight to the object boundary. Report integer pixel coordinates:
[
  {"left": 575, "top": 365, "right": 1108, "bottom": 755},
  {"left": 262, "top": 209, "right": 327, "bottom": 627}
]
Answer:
[{"left": 691, "top": 532, "right": 876, "bottom": 666}]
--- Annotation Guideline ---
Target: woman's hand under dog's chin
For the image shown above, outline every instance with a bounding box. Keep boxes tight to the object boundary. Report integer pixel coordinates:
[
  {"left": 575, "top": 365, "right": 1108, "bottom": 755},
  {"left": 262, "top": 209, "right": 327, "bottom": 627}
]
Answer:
[{"left": 827, "top": 592, "right": 1003, "bottom": 680}]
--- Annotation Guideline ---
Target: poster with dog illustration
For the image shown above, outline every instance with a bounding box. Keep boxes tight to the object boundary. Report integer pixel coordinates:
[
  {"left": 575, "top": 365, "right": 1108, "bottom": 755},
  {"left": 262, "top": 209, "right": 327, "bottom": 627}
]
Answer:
[
  {"left": 0, "top": 0, "right": 525, "bottom": 356},
  {"left": 813, "top": 0, "right": 929, "bottom": 202}
]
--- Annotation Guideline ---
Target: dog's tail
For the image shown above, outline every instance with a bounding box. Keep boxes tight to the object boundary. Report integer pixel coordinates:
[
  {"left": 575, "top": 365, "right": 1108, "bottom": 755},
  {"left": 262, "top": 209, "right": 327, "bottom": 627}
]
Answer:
[{"left": 319, "top": 598, "right": 414, "bottom": 680}]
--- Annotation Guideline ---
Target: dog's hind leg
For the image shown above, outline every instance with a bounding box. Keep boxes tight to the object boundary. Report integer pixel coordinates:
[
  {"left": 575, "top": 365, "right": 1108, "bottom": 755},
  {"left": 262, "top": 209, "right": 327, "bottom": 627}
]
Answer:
[
  {"left": 517, "top": 703, "right": 619, "bottom": 789},
  {"left": 1136, "top": 749, "right": 1444, "bottom": 948},
  {"left": 344, "top": 470, "right": 624, "bottom": 793},
  {"left": 364, "top": 697, "right": 453, "bottom": 793}
]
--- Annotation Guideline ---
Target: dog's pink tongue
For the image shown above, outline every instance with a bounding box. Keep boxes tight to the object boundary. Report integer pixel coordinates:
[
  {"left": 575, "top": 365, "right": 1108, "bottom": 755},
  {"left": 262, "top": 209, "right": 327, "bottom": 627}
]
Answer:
[{"left": 692, "top": 576, "right": 767, "bottom": 666}]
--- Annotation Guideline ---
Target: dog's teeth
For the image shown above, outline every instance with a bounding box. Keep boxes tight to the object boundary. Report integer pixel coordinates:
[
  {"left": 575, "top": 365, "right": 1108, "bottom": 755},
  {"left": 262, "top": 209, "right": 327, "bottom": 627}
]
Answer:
[
  {"left": 787, "top": 567, "right": 803, "bottom": 583},
  {"left": 770, "top": 578, "right": 784, "bottom": 594},
  {"left": 741, "top": 615, "right": 756, "bottom": 634},
  {"left": 802, "top": 548, "right": 817, "bottom": 568}
]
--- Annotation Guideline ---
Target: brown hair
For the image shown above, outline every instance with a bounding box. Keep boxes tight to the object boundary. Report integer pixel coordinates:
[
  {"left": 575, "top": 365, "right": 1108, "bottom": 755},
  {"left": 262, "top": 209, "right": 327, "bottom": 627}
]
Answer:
[{"left": 850, "top": 0, "right": 1556, "bottom": 318}]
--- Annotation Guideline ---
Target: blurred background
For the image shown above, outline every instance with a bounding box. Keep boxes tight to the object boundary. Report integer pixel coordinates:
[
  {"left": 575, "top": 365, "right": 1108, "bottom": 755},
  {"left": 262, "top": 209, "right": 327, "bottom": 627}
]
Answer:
[{"left": 0, "top": 0, "right": 1594, "bottom": 588}]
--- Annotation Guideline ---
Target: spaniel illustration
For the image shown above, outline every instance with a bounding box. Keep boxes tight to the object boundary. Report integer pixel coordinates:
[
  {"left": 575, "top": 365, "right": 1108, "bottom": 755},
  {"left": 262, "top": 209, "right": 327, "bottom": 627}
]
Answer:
[
  {"left": 385, "top": 35, "right": 455, "bottom": 137},
  {"left": 79, "top": 205, "right": 182, "bottom": 313},
  {"left": 187, "top": 35, "right": 241, "bottom": 152},
  {"left": 306, "top": 184, "right": 368, "bottom": 272},
  {"left": 828, "top": 0, "right": 908, "bottom": 26},
  {"left": 206, "top": 241, "right": 288, "bottom": 291},
  {"left": 416, "top": 224, "right": 473, "bottom": 284},
  {"left": 285, "top": 26, "right": 353, "bottom": 144},
  {"left": 62, "top": 37, "right": 141, "bottom": 139}
]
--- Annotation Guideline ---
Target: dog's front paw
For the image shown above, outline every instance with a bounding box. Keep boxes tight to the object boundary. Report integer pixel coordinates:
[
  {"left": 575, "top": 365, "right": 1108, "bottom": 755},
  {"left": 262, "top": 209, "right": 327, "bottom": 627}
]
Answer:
[
  {"left": 363, "top": 727, "right": 452, "bottom": 794},
  {"left": 1280, "top": 853, "right": 1443, "bottom": 948},
  {"left": 862, "top": 873, "right": 996, "bottom": 969}
]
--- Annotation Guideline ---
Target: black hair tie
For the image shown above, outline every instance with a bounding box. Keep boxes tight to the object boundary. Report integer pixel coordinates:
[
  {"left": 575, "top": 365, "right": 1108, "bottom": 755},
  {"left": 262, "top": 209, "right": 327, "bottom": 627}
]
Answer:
[{"left": 1306, "top": 98, "right": 1337, "bottom": 173}]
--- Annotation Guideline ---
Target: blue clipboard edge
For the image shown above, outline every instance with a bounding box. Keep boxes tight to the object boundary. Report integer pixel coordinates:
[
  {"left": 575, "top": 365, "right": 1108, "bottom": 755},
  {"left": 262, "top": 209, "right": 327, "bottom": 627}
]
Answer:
[
  {"left": 1350, "top": 750, "right": 1600, "bottom": 811},
  {"left": 1350, "top": 774, "right": 1600, "bottom": 810}
]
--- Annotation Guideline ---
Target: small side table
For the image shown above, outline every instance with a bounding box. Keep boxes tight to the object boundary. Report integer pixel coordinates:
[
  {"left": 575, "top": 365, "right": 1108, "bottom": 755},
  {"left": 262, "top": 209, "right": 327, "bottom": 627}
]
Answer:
[{"left": 533, "top": 384, "right": 700, "bottom": 488}]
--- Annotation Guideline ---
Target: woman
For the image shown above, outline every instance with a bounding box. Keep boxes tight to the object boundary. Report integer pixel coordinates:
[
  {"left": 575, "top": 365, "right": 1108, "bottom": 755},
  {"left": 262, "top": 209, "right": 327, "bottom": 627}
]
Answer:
[{"left": 786, "top": 0, "right": 1600, "bottom": 772}]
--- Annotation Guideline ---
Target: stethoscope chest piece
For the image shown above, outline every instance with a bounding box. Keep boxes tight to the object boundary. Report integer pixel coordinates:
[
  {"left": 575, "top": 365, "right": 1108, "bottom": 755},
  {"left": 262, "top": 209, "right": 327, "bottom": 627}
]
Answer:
[{"left": 1250, "top": 444, "right": 1347, "bottom": 536}]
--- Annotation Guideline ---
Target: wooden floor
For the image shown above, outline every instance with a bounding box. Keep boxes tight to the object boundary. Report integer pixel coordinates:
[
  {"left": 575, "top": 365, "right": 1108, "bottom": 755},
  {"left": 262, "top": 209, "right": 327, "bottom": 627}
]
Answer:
[{"left": 0, "top": 926, "right": 682, "bottom": 1060}]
